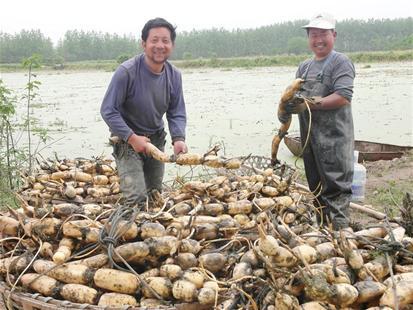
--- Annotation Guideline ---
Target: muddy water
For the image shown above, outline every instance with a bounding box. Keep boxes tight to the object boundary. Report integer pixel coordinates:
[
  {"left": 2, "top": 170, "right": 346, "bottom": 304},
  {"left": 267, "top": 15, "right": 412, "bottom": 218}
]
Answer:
[{"left": 1, "top": 62, "right": 412, "bottom": 178}]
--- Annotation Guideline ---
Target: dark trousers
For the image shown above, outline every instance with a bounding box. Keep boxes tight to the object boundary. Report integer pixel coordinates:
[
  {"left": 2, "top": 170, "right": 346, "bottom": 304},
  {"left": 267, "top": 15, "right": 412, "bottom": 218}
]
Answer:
[{"left": 112, "top": 130, "right": 166, "bottom": 206}]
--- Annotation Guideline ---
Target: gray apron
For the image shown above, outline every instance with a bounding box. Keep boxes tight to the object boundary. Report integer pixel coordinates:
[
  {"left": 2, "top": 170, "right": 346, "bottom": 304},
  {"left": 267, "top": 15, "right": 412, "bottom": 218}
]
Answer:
[{"left": 298, "top": 52, "right": 354, "bottom": 230}]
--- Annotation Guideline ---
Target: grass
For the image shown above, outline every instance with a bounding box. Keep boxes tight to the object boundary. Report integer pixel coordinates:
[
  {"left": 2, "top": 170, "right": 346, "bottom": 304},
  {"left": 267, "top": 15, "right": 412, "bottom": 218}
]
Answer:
[
  {"left": 0, "top": 50, "right": 412, "bottom": 72},
  {"left": 364, "top": 151, "right": 413, "bottom": 218},
  {"left": 176, "top": 50, "right": 413, "bottom": 69},
  {"left": 0, "top": 166, "right": 22, "bottom": 210},
  {"left": 368, "top": 181, "right": 408, "bottom": 215},
  {"left": 175, "top": 54, "right": 309, "bottom": 68}
]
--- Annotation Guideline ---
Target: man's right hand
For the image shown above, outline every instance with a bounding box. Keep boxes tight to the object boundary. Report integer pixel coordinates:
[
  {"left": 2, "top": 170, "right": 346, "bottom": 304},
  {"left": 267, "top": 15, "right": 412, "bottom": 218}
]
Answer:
[
  {"left": 284, "top": 96, "right": 307, "bottom": 114},
  {"left": 277, "top": 110, "right": 291, "bottom": 124},
  {"left": 127, "top": 134, "right": 150, "bottom": 153}
]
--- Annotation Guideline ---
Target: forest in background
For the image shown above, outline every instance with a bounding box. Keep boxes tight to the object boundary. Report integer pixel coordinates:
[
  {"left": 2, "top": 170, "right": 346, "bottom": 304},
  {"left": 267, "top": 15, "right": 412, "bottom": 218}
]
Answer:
[{"left": 0, "top": 18, "right": 412, "bottom": 64}]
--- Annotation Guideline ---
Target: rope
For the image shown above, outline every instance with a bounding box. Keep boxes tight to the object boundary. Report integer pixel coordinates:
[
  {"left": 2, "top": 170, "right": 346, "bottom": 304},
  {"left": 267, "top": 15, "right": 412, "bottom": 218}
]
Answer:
[
  {"left": 95, "top": 204, "right": 168, "bottom": 303},
  {"left": 295, "top": 98, "right": 313, "bottom": 160},
  {"left": 98, "top": 204, "right": 138, "bottom": 269}
]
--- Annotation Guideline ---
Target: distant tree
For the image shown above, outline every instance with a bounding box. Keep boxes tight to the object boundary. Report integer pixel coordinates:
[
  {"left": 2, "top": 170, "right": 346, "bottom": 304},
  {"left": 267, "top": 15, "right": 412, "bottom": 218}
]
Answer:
[
  {"left": 287, "top": 37, "right": 308, "bottom": 55},
  {"left": 395, "top": 34, "right": 413, "bottom": 49},
  {"left": 53, "top": 55, "right": 65, "bottom": 66},
  {"left": 57, "top": 30, "right": 138, "bottom": 61},
  {"left": 0, "top": 30, "right": 53, "bottom": 63},
  {"left": 174, "top": 18, "right": 413, "bottom": 59},
  {"left": 183, "top": 52, "right": 192, "bottom": 60},
  {"left": 1, "top": 18, "right": 412, "bottom": 63}
]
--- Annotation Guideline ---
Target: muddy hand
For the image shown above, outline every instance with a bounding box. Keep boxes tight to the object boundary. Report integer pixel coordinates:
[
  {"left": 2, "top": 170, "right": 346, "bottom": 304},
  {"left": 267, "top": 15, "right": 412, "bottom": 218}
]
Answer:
[
  {"left": 278, "top": 110, "right": 292, "bottom": 124},
  {"left": 173, "top": 141, "right": 188, "bottom": 155},
  {"left": 284, "top": 95, "right": 308, "bottom": 114},
  {"left": 306, "top": 96, "right": 324, "bottom": 110},
  {"left": 128, "top": 134, "right": 150, "bottom": 153}
]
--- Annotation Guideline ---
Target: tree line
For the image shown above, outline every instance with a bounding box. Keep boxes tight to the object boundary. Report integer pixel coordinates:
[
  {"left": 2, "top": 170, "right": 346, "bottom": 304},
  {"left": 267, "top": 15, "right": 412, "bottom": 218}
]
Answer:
[{"left": 0, "top": 18, "right": 412, "bottom": 64}]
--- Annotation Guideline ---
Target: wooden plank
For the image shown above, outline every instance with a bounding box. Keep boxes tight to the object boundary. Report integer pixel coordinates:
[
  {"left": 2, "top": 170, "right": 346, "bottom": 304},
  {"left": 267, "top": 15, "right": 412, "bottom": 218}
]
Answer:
[{"left": 285, "top": 134, "right": 413, "bottom": 162}]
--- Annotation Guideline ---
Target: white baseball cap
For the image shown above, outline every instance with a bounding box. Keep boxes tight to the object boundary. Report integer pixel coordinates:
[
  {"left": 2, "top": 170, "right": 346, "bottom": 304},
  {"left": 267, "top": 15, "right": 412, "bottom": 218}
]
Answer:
[{"left": 302, "top": 13, "right": 336, "bottom": 30}]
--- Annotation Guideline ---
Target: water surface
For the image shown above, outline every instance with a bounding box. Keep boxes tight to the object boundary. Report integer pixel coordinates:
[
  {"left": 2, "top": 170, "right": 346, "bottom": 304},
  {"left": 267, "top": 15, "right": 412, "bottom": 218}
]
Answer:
[{"left": 1, "top": 62, "right": 412, "bottom": 178}]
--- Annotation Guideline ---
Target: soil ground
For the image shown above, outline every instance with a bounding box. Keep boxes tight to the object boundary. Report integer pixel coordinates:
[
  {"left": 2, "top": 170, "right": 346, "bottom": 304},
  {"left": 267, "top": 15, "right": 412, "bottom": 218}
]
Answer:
[
  {"left": 354, "top": 150, "right": 413, "bottom": 220},
  {"left": 295, "top": 151, "right": 413, "bottom": 225}
]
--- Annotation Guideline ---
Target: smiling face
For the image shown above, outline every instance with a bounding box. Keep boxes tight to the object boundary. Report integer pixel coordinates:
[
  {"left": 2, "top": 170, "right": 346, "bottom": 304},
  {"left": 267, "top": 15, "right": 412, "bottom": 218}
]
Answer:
[
  {"left": 142, "top": 27, "right": 174, "bottom": 72},
  {"left": 307, "top": 28, "right": 336, "bottom": 60}
]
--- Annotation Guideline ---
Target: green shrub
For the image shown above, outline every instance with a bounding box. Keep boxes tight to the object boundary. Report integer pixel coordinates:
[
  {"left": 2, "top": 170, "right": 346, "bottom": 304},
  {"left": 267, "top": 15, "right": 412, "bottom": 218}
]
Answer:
[{"left": 117, "top": 54, "right": 132, "bottom": 64}]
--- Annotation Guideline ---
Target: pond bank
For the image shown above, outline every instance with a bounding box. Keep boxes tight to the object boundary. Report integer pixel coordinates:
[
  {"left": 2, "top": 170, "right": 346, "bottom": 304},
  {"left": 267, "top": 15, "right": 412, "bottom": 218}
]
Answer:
[{"left": 1, "top": 50, "right": 412, "bottom": 72}]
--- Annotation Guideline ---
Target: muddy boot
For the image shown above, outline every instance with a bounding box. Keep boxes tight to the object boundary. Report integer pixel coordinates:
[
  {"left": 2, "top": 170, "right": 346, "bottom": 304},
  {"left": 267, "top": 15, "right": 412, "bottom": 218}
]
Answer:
[{"left": 331, "top": 219, "right": 349, "bottom": 231}]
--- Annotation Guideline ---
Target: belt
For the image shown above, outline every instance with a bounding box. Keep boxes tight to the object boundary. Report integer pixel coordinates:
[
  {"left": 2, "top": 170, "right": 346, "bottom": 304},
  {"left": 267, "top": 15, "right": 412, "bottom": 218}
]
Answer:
[
  {"left": 137, "top": 128, "right": 164, "bottom": 139},
  {"left": 141, "top": 129, "right": 164, "bottom": 139}
]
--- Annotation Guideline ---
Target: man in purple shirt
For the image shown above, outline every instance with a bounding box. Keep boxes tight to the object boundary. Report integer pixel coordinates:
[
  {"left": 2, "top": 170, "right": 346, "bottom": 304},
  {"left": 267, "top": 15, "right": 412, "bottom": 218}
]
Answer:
[{"left": 101, "top": 18, "right": 188, "bottom": 206}]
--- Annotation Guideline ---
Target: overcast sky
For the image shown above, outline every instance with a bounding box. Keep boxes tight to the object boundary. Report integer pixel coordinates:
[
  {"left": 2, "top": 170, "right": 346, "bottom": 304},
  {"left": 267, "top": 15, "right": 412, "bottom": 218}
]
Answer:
[{"left": 1, "top": 0, "right": 412, "bottom": 44}]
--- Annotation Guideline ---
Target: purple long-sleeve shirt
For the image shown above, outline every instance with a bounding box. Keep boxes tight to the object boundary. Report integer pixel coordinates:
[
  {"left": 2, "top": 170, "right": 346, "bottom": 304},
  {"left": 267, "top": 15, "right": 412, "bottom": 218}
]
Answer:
[{"left": 100, "top": 54, "right": 186, "bottom": 142}]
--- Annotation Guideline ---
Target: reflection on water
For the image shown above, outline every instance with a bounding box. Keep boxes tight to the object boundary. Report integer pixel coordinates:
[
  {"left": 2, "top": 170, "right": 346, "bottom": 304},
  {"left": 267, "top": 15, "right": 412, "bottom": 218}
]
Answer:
[{"left": 1, "top": 62, "right": 412, "bottom": 178}]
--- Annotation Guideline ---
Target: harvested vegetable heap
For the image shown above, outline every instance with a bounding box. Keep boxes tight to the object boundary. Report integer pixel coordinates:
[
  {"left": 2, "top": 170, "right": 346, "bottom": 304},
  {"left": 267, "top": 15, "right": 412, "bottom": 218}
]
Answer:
[{"left": 1, "top": 154, "right": 413, "bottom": 309}]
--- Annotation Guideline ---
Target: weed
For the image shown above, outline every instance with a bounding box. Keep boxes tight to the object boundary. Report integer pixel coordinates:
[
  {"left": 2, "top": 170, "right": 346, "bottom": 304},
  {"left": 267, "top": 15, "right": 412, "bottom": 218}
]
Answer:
[
  {"left": 370, "top": 182, "right": 409, "bottom": 215},
  {"left": 0, "top": 55, "right": 50, "bottom": 209}
]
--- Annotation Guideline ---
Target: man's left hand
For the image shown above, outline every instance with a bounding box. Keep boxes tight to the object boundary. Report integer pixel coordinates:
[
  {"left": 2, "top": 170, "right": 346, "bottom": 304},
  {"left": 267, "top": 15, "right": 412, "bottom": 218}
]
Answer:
[
  {"left": 310, "top": 96, "right": 323, "bottom": 105},
  {"left": 173, "top": 141, "right": 188, "bottom": 155}
]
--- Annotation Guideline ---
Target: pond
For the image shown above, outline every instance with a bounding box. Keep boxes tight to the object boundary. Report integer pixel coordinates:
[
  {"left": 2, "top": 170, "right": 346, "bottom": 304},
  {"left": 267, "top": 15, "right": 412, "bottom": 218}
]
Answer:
[{"left": 1, "top": 62, "right": 412, "bottom": 179}]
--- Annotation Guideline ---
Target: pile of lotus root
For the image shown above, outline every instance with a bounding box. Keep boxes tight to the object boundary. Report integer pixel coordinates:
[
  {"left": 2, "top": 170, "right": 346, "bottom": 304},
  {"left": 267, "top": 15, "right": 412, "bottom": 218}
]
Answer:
[{"left": 1, "top": 154, "right": 413, "bottom": 310}]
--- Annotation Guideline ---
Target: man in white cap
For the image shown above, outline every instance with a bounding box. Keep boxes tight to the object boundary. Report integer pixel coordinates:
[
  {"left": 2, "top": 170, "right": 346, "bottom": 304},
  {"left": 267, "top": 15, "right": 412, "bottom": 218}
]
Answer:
[{"left": 279, "top": 13, "right": 356, "bottom": 230}]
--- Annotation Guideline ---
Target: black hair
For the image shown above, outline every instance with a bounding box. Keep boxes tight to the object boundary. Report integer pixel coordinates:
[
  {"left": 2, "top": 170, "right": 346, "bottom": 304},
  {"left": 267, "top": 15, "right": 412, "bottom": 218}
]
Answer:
[{"left": 141, "top": 18, "right": 176, "bottom": 43}]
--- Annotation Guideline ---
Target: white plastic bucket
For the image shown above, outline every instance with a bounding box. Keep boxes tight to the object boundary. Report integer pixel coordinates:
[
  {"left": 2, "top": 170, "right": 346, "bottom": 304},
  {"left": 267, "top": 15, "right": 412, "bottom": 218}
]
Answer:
[{"left": 351, "top": 151, "right": 366, "bottom": 202}]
